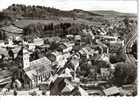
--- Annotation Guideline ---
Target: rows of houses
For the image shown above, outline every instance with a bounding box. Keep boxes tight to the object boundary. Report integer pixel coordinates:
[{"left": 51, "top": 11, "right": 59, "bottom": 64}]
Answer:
[
  {"left": 0, "top": 24, "right": 126, "bottom": 95},
  {"left": 20, "top": 35, "right": 114, "bottom": 90}
]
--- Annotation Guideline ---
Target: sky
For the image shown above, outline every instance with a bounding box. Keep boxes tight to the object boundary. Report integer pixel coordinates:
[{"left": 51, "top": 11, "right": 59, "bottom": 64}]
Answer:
[{"left": 0, "top": 0, "right": 137, "bottom": 14}]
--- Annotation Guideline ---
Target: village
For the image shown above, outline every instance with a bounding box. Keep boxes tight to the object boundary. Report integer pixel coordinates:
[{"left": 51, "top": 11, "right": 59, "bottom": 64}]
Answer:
[
  {"left": 0, "top": 1, "right": 137, "bottom": 96},
  {"left": 0, "top": 16, "right": 137, "bottom": 96}
]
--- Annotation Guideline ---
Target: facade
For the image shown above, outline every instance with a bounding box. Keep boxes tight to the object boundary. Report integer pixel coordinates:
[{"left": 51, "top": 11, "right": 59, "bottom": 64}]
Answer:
[
  {"left": 23, "top": 57, "right": 52, "bottom": 88},
  {"left": 23, "top": 49, "right": 30, "bottom": 69}
]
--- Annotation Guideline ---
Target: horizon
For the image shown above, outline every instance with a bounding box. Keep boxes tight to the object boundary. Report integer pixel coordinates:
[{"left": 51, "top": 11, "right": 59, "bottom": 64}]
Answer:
[{"left": 0, "top": 0, "right": 137, "bottom": 14}]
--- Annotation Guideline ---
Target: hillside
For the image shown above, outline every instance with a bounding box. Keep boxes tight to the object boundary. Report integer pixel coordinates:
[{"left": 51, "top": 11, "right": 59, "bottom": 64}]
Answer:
[
  {"left": 91, "top": 10, "right": 136, "bottom": 16},
  {"left": 1, "top": 4, "right": 135, "bottom": 30},
  {"left": 70, "top": 9, "right": 102, "bottom": 18},
  {"left": 0, "top": 12, "right": 14, "bottom": 27},
  {"left": 2, "top": 4, "right": 74, "bottom": 18},
  {"left": 0, "top": 4, "right": 110, "bottom": 28},
  {"left": 2, "top": 4, "right": 101, "bottom": 19}
]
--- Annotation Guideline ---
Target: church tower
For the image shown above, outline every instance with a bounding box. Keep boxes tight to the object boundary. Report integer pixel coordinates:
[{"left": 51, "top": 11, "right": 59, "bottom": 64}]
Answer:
[{"left": 23, "top": 48, "right": 30, "bottom": 69}]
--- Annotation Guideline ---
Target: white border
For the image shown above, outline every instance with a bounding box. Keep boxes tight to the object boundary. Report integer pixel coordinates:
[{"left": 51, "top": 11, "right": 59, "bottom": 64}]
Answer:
[{"left": 0, "top": 0, "right": 138, "bottom": 100}]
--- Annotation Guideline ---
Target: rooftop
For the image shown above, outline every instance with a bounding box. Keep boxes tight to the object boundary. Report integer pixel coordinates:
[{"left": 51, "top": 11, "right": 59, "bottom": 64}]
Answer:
[{"left": 24, "top": 57, "right": 52, "bottom": 81}]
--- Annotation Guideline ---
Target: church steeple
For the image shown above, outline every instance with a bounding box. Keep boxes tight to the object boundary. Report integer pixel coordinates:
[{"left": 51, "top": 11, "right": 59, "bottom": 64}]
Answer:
[{"left": 23, "top": 48, "right": 30, "bottom": 69}]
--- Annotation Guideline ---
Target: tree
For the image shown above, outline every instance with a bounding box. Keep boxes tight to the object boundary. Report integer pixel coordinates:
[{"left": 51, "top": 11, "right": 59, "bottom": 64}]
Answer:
[
  {"left": 23, "top": 23, "right": 45, "bottom": 37},
  {"left": 0, "top": 31, "right": 7, "bottom": 40},
  {"left": 123, "top": 17, "right": 129, "bottom": 28},
  {"left": 112, "top": 62, "right": 137, "bottom": 86}
]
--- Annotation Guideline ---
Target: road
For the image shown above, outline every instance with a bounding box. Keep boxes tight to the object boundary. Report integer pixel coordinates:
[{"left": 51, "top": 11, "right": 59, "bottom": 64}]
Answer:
[{"left": 124, "top": 26, "right": 137, "bottom": 65}]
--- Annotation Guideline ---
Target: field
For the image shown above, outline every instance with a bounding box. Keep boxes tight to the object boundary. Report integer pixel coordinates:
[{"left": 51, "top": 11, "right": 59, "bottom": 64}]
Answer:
[{"left": 13, "top": 17, "right": 108, "bottom": 28}]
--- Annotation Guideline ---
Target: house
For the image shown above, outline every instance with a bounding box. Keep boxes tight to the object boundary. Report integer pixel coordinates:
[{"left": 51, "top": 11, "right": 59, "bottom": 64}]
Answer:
[
  {"left": 23, "top": 57, "right": 52, "bottom": 88},
  {"left": 59, "top": 68, "right": 73, "bottom": 79},
  {"left": 50, "top": 77, "right": 73, "bottom": 95},
  {"left": 95, "top": 35, "right": 118, "bottom": 41},
  {"left": 109, "top": 42, "right": 123, "bottom": 53},
  {"left": 23, "top": 38, "right": 45, "bottom": 51},
  {"left": 70, "top": 54, "right": 80, "bottom": 73},
  {"left": 0, "top": 43, "right": 8, "bottom": 57},
  {"left": 24, "top": 38, "right": 44, "bottom": 51},
  {"left": 99, "top": 53, "right": 109, "bottom": 62},
  {"left": 33, "top": 38, "right": 44, "bottom": 46},
  {"left": 103, "top": 86, "right": 121, "bottom": 96},
  {"left": 28, "top": 44, "right": 36, "bottom": 52},
  {"left": 98, "top": 28, "right": 107, "bottom": 36},
  {"left": 78, "top": 87, "right": 88, "bottom": 96},
  {"left": 100, "top": 68, "right": 110, "bottom": 80},
  {"left": 49, "top": 64, "right": 88, "bottom": 95},
  {"left": 50, "top": 76, "right": 86, "bottom": 96},
  {"left": 46, "top": 51, "right": 70, "bottom": 70},
  {"left": 61, "top": 79, "right": 74, "bottom": 94},
  {"left": 72, "top": 45, "right": 82, "bottom": 52},
  {"left": 96, "top": 39, "right": 108, "bottom": 51},
  {"left": 66, "top": 35, "right": 74, "bottom": 40},
  {"left": 96, "top": 35, "right": 124, "bottom": 47},
  {"left": 47, "top": 51, "right": 62, "bottom": 62},
  {"left": 78, "top": 45, "right": 101, "bottom": 59},
  {"left": 74, "top": 35, "right": 81, "bottom": 41},
  {"left": 57, "top": 44, "right": 67, "bottom": 53},
  {"left": 57, "top": 42, "right": 74, "bottom": 53},
  {"left": 0, "top": 43, "right": 22, "bottom": 61},
  {"left": 82, "top": 29, "right": 88, "bottom": 35},
  {"left": 44, "top": 36, "right": 61, "bottom": 44},
  {"left": 102, "top": 46, "right": 109, "bottom": 54}
]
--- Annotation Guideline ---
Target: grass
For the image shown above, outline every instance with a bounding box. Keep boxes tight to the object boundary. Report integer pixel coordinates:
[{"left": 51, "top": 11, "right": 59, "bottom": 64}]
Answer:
[{"left": 13, "top": 16, "right": 110, "bottom": 28}]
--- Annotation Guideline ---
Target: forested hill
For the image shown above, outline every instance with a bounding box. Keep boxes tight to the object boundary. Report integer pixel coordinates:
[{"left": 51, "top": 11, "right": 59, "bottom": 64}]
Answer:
[
  {"left": 2, "top": 4, "right": 101, "bottom": 19},
  {"left": 0, "top": 12, "right": 14, "bottom": 26}
]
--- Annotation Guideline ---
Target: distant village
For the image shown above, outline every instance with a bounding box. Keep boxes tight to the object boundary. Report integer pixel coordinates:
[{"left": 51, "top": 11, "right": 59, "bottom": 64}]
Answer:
[{"left": 0, "top": 5, "right": 137, "bottom": 96}]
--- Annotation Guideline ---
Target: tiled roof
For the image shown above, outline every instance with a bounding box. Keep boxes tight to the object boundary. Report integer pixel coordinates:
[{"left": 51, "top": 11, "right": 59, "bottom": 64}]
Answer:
[
  {"left": 103, "top": 86, "right": 120, "bottom": 96},
  {"left": 24, "top": 57, "right": 52, "bottom": 81}
]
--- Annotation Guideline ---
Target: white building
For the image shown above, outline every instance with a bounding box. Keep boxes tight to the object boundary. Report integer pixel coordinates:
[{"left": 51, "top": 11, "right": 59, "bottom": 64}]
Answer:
[
  {"left": 33, "top": 38, "right": 44, "bottom": 46},
  {"left": 24, "top": 57, "right": 52, "bottom": 87},
  {"left": 23, "top": 49, "right": 30, "bottom": 69}
]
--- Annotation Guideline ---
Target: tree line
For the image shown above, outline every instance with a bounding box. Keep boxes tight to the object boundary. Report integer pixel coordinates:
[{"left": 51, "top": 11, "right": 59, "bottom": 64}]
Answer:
[
  {"left": 3, "top": 4, "right": 76, "bottom": 19},
  {"left": 23, "top": 22, "right": 85, "bottom": 40}
]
